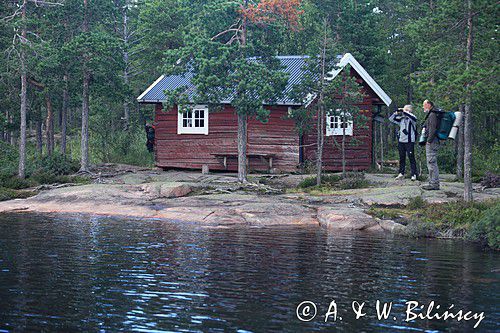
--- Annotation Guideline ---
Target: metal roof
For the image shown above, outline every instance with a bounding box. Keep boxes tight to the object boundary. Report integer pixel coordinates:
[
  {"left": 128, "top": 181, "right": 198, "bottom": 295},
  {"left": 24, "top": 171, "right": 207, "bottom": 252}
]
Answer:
[{"left": 137, "top": 54, "right": 392, "bottom": 106}]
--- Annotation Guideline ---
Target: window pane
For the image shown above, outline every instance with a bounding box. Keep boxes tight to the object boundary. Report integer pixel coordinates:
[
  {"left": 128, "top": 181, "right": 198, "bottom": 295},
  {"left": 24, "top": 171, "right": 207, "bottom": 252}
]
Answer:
[
  {"left": 200, "top": 119, "right": 204, "bottom": 127},
  {"left": 199, "top": 110, "right": 204, "bottom": 118},
  {"left": 195, "top": 110, "right": 199, "bottom": 118},
  {"left": 183, "top": 119, "right": 187, "bottom": 127},
  {"left": 195, "top": 119, "right": 200, "bottom": 127}
]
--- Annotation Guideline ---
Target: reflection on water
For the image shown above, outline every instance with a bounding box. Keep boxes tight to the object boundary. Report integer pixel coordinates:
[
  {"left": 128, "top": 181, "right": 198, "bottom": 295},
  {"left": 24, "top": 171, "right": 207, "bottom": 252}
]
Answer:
[{"left": 0, "top": 213, "right": 498, "bottom": 332}]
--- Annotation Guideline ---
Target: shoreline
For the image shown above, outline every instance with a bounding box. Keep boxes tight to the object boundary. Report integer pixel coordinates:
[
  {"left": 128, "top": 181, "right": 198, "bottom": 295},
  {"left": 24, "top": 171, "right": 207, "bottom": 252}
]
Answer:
[{"left": 0, "top": 168, "right": 498, "bottom": 245}]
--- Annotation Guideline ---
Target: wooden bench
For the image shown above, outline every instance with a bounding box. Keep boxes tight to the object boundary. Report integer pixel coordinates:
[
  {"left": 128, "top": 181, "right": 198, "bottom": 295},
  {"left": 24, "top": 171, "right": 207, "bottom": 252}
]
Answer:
[{"left": 212, "top": 153, "right": 276, "bottom": 172}]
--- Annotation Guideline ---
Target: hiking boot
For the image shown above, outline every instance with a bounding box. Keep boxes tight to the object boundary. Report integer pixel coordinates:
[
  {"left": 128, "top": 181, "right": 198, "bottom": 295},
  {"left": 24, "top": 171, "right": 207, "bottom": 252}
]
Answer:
[
  {"left": 395, "top": 173, "right": 404, "bottom": 180},
  {"left": 421, "top": 184, "right": 440, "bottom": 190},
  {"left": 411, "top": 175, "right": 417, "bottom": 181}
]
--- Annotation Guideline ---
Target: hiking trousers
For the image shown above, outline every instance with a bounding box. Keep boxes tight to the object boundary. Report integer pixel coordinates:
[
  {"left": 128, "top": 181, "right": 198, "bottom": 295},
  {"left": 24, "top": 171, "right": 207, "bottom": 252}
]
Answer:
[
  {"left": 426, "top": 141, "right": 440, "bottom": 186},
  {"left": 398, "top": 142, "right": 417, "bottom": 176}
]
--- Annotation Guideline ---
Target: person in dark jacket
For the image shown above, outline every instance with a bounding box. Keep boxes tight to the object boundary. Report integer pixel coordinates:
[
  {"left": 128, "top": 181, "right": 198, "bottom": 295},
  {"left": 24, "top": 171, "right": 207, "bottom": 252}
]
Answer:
[
  {"left": 421, "top": 100, "right": 441, "bottom": 190},
  {"left": 145, "top": 122, "right": 155, "bottom": 153},
  {"left": 389, "top": 104, "right": 418, "bottom": 181}
]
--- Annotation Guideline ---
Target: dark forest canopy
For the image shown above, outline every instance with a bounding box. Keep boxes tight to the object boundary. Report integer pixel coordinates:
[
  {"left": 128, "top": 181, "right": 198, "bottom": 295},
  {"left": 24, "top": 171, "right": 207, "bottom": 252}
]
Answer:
[{"left": 0, "top": 1, "right": 498, "bottom": 193}]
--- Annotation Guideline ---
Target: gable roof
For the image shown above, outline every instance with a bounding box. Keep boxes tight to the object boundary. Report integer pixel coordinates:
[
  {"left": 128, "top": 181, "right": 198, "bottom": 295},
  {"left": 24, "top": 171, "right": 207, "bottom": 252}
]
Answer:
[
  {"left": 326, "top": 53, "right": 392, "bottom": 106},
  {"left": 137, "top": 53, "right": 391, "bottom": 106}
]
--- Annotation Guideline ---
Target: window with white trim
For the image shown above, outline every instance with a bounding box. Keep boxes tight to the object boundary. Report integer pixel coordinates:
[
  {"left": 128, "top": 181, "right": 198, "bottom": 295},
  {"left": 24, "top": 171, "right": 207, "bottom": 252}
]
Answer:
[
  {"left": 177, "top": 105, "right": 209, "bottom": 135},
  {"left": 326, "top": 110, "right": 353, "bottom": 136}
]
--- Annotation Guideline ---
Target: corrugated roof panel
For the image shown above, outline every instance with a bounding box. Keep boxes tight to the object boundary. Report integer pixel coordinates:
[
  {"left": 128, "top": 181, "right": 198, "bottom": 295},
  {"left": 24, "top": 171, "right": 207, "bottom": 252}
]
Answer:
[
  {"left": 137, "top": 56, "right": 310, "bottom": 105},
  {"left": 137, "top": 54, "right": 392, "bottom": 106}
]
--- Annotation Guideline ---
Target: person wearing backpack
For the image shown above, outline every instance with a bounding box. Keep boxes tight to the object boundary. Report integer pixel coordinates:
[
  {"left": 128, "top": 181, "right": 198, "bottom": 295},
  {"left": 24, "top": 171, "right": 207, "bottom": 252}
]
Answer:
[
  {"left": 421, "top": 100, "right": 442, "bottom": 190},
  {"left": 389, "top": 104, "right": 418, "bottom": 181}
]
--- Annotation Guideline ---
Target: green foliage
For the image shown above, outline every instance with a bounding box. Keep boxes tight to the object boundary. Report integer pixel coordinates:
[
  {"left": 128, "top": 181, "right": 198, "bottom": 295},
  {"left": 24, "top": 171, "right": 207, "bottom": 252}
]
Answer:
[
  {"left": 369, "top": 199, "right": 500, "bottom": 248},
  {"left": 35, "top": 153, "right": 79, "bottom": 176},
  {"left": 473, "top": 142, "right": 500, "bottom": 177},
  {"left": 407, "top": 196, "right": 427, "bottom": 210},
  {"left": 0, "top": 141, "right": 18, "bottom": 179},
  {"left": 468, "top": 203, "right": 500, "bottom": 249},
  {"left": 0, "top": 187, "right": 36, "bottom": 202},
  {"left": 298, "top": 174, "right": 342, "bottom": 188},
  {"left": 85, "top": 125, "right": 154, "bottom": 167},
  {"left": 29, "top": 172, "right": 89, "bottom": 186},
  {"left": 337, "top": 172, "right": 370, "bottom": 190},
  {"left": 1, "top": 177, "right": 35, "bottom": 190},
  {"left": 0, "top": 0, "right": 497, "bottom": 188},
  {"left": 296, "top": 172, "right": 369, "bottom": 192}
]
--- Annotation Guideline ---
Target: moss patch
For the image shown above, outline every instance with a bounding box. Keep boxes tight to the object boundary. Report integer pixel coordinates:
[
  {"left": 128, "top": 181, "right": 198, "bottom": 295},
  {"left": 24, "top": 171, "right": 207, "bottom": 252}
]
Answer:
[
  {"left": 0, "top": 187, "right": 37, "bottom": 202},
  {"left": 293, "top": 172, "right": 371, "bottom": 195},
  {"left": 368, "top": 198, "right": 500, "bottom": 249}
]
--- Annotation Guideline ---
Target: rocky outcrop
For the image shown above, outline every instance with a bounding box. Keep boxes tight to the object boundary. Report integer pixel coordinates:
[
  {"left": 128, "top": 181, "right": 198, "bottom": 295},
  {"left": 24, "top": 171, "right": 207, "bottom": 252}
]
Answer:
[
  {"left": 317, "top": 206, "right": 378, "bottom": 230},
  {"left": 140, "top": 182, "right": 193, "bottom": 199},
  {"left": 5, "top": 169, "right": 489, "bottom": 233}
]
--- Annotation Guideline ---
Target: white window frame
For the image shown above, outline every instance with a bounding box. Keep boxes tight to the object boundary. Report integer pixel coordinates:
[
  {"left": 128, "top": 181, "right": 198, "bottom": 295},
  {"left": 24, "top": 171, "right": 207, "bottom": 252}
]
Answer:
[
  {"left": 177, "top": 105, "right": 209, "bottom": 135},
  {"left": 326, "top": 109, "right": 353, "bottom": 136}
]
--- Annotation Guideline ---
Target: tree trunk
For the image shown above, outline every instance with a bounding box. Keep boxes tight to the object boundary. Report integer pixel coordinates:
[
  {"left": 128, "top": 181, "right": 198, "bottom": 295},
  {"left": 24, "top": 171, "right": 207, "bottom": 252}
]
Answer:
[
  {"left": 18, "top": 0, "right": 28, "bottom": 179},
  {"left": 61, "top": 73, "right": 69, "bottom": 155},
  {"left": 237, "top": 112, "right": 247, "bottom": 183},
  {"left": 8, "top": 111, "right": 14, "bottom": 145},
  {"left": 456, "top": 104, "right": 464, "bottom": 179},
  {"left": 122, "top": 5, "right": 130, "bottom": 131},
  {"left": 463, "top": 0, "right": 473, "bottom": 202},
  {"left": 80, "top": 70, "right": 90, "bottom": 172},
  {"left": 80, "top": 0, "right": 90, "bottom": 172},
  {"left": 36, "top": 115, "right": 43, "bottom": 156},
  {"left": 235, "top": 0, "right": 248, "bottom": 183},
  {"left": 45, "top": 94, "right": 54, "bottom": 155},
  {"left": 316, "top": 19, "right": 328, "bottom": 186},
  {"left": 316, "top": 104, "right": 324, "bottom": 186}
]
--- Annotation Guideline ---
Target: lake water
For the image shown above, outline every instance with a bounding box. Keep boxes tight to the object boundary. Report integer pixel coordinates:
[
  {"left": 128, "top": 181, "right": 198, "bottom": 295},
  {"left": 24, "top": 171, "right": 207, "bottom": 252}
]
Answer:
[{"left": 0, "top": 213, "right": 498, "bottom": 332}]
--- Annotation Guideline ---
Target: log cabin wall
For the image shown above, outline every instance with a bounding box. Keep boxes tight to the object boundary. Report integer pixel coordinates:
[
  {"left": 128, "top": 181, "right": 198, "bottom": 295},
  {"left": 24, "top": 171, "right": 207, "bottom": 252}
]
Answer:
[{"left": 154, "top": 104, "right": 300, "bottom": 172}]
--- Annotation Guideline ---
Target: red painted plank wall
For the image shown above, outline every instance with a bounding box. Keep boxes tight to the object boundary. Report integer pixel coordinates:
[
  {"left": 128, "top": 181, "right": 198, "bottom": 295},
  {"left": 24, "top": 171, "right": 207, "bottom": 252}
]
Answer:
[
  {"left": 154, "top": 104, "right": 300, "bottom": 172},
  {"left": 153, "top": 68, "right": 383, "bottom": 172},
  {"left": 303, "top": 105, "right": 373, "bottom": 171}
]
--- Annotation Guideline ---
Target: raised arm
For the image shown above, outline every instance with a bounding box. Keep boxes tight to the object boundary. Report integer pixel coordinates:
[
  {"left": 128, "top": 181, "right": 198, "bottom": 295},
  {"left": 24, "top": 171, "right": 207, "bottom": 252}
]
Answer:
[
  {"left": 388, "top": 112, "right": 400, "bottom": 125},
  {"left": 403, "top": 111, "right": 417, "bottom": 121}
]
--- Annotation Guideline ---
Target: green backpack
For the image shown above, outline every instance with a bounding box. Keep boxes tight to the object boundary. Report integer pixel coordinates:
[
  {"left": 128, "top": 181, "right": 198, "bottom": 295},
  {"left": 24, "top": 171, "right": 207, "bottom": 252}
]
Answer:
[{"left": 436, "top": 110, "right": 456, "bottom": 140}]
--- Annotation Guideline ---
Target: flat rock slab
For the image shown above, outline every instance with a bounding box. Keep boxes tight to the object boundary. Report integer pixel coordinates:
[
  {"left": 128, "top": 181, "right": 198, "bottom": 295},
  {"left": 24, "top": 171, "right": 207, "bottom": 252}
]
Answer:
[
  {"left": 327, "top": 183, "right": 499, "bottom": 206},
  {"left": 0, "top": 186, "right": 318, "bottom": 227},
  {"left": 317, "top": 206, "right": 379, "bottom": 230}
]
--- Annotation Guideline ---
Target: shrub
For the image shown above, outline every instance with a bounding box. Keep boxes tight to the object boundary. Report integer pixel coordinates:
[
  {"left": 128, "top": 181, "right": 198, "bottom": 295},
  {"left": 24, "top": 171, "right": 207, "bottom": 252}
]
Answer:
[
  {"left": 297, "top": 172, "right": 369, "bottom": 191},
  {"left": 30, "top": 171, "right": 89, "bottom": 185},
  {"left": 298, "top": 174, "right": 341, "bottom": 188},
  {"left": 35, "top": 153, "right": 79, "bottom": 176},
  {"left": 1, "top": 176, "right": 35, "bottom": 190},
  {"left": 0, "top": 141, "right": 18, "bottom": 180},
  {"left": 403, "top": 220, "right": 439, "bottom": 238},
  {"left": 337, "top": 172, "right": 369, "bottom": 190},
  {"left": 0, "top": 187, "right": 36, "bottom": 201},
  {"left": 467, "top": 203, "right": 500, "bottom": 249},
  {"left": 480, "top": 172, "right": 499, "bottom": 188},
  {"left": 407, "top": 196, "right": 427, "bottom": 210},
  {"left": 0, "top": 187, "right": 17, "bottom": 201}
]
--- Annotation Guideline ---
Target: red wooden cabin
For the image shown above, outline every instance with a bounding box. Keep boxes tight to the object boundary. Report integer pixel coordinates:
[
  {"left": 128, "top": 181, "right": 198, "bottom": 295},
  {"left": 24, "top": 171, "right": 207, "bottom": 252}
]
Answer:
[{"left": 137, "top": 53, "right": 392, "bottom": 173}]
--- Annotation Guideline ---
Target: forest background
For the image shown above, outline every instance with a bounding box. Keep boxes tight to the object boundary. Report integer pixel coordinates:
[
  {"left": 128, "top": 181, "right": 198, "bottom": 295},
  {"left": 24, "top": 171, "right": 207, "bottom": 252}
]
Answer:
[{"left": 0, "top": 0, "right": 498, "bottom": 191}]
